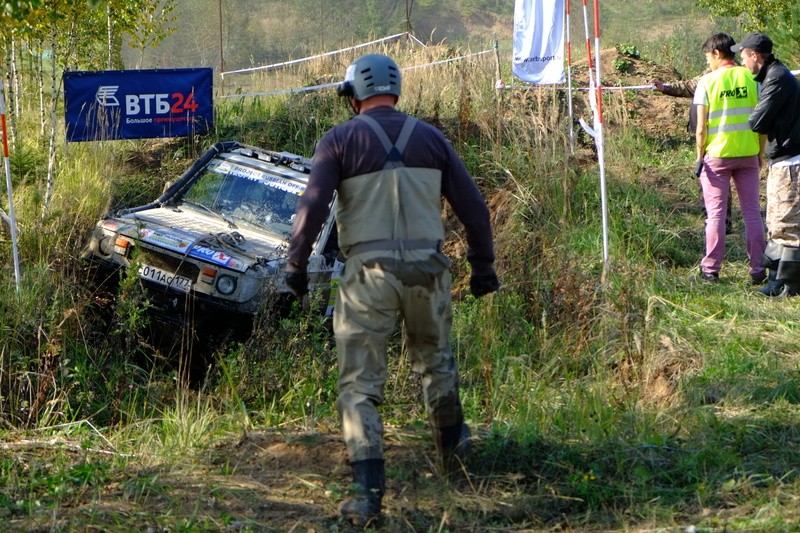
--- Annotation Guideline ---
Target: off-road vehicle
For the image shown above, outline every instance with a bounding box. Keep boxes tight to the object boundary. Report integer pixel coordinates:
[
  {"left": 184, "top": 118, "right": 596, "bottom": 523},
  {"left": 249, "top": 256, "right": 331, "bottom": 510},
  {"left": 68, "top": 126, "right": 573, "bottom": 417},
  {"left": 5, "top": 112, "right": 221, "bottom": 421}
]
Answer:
[{"left": 83, "top": 141, "right": 340, "bottom": 331}]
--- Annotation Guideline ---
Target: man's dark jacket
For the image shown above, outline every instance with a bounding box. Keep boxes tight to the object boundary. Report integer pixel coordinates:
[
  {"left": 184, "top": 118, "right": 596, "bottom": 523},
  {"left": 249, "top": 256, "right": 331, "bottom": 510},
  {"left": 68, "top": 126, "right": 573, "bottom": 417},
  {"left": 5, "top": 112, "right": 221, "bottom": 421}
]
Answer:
[{"left": 749, "top": 57, "right": 800, "bottom": 163}]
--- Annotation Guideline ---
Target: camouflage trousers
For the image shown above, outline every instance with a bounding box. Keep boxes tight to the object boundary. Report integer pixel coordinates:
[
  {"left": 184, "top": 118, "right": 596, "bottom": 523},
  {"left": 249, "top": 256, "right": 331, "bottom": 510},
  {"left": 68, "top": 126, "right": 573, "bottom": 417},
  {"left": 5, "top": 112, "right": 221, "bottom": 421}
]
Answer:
[
  {"left": 333, "top": 250, "right": 462, "bottom": 462},
  {"left": 766, "top": 161, "right": 800, "bottom": 247}
]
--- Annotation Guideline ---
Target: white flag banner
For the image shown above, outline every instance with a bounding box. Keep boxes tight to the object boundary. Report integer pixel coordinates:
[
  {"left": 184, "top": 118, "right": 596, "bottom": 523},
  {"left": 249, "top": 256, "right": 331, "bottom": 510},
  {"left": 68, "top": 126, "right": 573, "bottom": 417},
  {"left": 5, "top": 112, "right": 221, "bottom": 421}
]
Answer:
[{"left": 513, "top": 0, "right": 566, "bottom": 84}]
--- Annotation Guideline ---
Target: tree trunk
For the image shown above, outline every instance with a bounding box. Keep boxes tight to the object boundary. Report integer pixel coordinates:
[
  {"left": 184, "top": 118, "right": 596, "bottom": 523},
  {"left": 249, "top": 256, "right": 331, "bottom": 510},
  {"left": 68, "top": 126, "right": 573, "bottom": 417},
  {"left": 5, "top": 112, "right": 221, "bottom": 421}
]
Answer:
[
  {"left": 107, "top": 2, "right": 113, "bottom": 69},
  {"left": 44, "top": 25, "right": 58, "bottom": 214},
  {"left": 4, "top": 36, "right": 18, "bottom": 148},
  {"left": 44, "top": 16, "right": 79, "bottom": 215},
  {"left": 37, "top": 39, "right": 45, "bottom": 138}
]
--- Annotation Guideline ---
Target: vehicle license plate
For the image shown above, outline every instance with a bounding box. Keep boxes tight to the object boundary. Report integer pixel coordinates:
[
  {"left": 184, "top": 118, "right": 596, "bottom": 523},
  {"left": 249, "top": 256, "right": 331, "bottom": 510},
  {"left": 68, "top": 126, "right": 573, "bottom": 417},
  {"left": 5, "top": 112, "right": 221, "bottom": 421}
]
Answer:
[{"left": 138, "top": 264, "right": 192, "bottom": 293}]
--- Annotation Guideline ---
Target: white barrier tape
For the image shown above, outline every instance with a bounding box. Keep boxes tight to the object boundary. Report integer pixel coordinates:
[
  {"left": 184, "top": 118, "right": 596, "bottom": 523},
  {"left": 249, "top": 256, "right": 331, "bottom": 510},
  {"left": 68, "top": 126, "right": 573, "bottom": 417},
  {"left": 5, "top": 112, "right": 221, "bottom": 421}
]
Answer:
[
  {"left": 220, "top": 49, "right": 494, "bottom": 100},
  {"left": 400, "top": 49, "right": 494, "bottom": 72},
  {"left": 222, "top": 32, "right": 410, "bottom": 77},
  {"left": 408, "top": 33, "right": 427, "bottom": 48},
  {"left": 504, "top": 69, "right": 800, "bottom": 93},
  {"left": 590, "top": 84, "right": 653, "bottom": 91},
  {"left": 503, "top": 83, "right": 652, "bottom": 91}
]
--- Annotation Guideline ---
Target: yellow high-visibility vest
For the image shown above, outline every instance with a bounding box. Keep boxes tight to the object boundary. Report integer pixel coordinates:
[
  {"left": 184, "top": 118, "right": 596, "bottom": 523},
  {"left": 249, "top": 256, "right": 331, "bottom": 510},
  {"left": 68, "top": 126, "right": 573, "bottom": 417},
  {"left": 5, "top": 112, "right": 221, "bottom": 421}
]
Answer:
[{"left": 704, "top": 65, "right": 759, "bottom": 158}]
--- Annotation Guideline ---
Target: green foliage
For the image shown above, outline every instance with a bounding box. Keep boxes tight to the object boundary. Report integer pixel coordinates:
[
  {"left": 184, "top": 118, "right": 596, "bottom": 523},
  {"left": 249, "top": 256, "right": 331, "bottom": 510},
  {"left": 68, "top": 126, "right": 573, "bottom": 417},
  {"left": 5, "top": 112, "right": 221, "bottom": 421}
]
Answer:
[
  {"left": 696, "top": 0, "right": 800, "bottom": 69},
  {"left": 696, "top": 0, "right": 793, "bottom": 31},
  {"left": 768, "top": 1, "right": 800, "bottom": 65},
  {"left": 210, "top": 293, "right": 338, "bottom": 427},
  {"left": 1, "top": 0, "right": 180, "bottom": 71},
  {"left": 0, "top": 454, "right": 111, "bottom": 513},
  {"left": 617, "top": 43, "right": 641, "bottom": 59},
  {"left": 612, "top": 57, "right": 634, "bottom": 72},
  {"left": 126, "top": 0, "right": 178, "bottom": 68},
  {"left": 158, "top": 390, "right": 216, "bottom": 453},
  {"left": 215, "top": 91, "right": 347, "bottom": 155},
  {"left": 641, "top": 22, "right": 710, "bottom": 79},
  {"left": 2, "top": 0, "right": 42, "bottom": 19}
]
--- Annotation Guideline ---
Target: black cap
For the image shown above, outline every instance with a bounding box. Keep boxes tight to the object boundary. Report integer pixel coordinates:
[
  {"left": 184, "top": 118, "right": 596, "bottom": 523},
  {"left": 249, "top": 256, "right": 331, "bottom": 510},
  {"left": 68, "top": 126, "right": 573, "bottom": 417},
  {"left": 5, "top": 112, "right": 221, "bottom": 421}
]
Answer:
[{"left": 731, "top": 32, "right": 773, "bottom": 53}]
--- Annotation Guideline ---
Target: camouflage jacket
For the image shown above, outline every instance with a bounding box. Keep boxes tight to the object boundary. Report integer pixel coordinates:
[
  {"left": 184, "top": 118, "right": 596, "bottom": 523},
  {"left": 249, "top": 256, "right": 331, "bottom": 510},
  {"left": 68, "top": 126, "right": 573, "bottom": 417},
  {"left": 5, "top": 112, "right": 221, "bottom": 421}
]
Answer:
[{"left": 661, "top": 76, "right": 700, "bottom": 98}]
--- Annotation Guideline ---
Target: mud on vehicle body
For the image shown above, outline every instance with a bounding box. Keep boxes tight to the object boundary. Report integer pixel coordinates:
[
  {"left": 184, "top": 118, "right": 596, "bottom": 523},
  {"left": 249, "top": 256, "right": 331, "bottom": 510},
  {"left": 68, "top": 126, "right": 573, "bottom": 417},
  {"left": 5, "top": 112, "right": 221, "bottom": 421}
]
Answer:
[{"left": 83, "top": 141, "right": 341, "bottom": 332}]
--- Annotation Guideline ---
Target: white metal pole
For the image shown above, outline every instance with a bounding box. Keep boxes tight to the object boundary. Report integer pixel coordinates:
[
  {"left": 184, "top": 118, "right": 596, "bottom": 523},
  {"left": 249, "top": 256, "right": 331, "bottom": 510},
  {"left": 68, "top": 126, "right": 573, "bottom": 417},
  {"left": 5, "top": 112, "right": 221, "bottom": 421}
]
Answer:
[
  {"left": 580, "top": 0, "right": 596, "bottom": 103},
  {"left": 0, "top": 76, "right": 21, "bottom": 292},
  {"left": 577, "top": 0, "right": 609, "bottom": 278},
  {"left": 593, "top": 0, "right": 610, "bottom": 278},
  {"left": 565, "top": 0, "right": 575, "bottom": 154}
]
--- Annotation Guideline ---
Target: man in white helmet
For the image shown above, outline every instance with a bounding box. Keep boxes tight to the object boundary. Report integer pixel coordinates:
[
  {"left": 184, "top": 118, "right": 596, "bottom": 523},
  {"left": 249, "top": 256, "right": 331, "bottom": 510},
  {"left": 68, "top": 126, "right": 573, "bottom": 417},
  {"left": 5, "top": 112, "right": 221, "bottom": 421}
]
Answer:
[{"left": 286, "top": 53, "right": 498, "bottom": 525}]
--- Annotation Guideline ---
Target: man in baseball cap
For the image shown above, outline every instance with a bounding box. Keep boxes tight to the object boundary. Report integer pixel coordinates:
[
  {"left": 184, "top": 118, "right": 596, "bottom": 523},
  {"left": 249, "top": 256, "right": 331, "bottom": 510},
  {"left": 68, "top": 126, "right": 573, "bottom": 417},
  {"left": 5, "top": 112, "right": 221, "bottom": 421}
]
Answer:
[
  {"left": 733, "top": 31, "right": 800, "bottom": 297},
  {"left": 731, "top": 32, "right": 773, "bottom": 54}
]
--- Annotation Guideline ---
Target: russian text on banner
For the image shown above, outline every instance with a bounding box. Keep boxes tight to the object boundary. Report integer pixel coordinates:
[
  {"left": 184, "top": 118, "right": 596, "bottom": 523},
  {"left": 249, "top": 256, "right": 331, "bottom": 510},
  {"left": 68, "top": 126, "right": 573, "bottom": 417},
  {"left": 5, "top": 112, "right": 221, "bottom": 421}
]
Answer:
[
  {"left": 513, "top": 0, "right": 566, "bottom": 84},
  {"left": 64, "top": 68, "right": 213, "bottom": 142}
]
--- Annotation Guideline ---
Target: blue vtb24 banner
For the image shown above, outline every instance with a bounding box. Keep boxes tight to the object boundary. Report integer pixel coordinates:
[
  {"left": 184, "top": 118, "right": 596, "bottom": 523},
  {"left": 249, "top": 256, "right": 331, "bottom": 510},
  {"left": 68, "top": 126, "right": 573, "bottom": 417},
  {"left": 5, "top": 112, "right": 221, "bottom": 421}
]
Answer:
[{"left": 64, "top": 68, "right": 213, "bottom": 142}]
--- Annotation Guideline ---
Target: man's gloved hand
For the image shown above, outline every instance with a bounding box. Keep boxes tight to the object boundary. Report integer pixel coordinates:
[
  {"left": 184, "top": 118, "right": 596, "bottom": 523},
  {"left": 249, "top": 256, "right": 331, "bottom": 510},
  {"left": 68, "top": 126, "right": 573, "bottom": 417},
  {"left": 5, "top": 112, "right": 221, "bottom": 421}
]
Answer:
[
  {"left": 470, "top": 272, "right": 499, "bottom": 298},
  {"left": 285, "top": 271, "right": 309, "bottom": 298}
]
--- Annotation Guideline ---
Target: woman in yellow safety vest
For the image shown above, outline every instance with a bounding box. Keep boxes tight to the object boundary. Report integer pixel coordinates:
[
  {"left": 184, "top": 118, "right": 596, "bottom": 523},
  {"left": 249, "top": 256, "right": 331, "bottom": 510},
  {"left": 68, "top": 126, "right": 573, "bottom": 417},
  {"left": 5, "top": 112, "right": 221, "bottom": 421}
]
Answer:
[{"left": 693, "top": 33, "right": 766, "bottom": 284}]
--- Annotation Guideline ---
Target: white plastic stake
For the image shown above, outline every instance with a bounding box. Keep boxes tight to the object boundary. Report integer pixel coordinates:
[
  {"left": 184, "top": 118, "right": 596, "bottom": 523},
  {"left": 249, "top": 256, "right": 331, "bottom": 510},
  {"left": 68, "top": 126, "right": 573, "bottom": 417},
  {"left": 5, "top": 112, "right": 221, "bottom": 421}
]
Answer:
[{"left": 1, "top": 76, "right": 21, "bottom": 292}]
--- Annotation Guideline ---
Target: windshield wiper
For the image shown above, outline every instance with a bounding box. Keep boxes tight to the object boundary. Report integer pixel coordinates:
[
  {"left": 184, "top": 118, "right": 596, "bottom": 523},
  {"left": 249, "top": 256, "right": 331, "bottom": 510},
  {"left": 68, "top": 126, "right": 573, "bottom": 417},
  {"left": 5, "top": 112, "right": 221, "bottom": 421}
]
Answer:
[{"left": 184, "top": 201, "right": 238, "bottom": 229}]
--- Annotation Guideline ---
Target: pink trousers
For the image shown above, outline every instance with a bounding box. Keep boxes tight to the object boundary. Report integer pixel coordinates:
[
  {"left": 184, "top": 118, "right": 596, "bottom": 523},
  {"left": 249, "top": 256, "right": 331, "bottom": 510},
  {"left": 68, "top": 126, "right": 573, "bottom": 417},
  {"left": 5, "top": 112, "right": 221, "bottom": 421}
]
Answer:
[{"left": 699, "top": 155, "right": 766, "bottom": 276}]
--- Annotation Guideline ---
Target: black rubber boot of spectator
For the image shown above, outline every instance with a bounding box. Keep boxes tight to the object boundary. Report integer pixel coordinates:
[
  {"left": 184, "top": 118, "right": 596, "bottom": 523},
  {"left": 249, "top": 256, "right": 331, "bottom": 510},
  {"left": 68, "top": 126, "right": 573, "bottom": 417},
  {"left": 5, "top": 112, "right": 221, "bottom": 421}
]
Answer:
[
  {"left": 760, "top": 245, "right": 783, "bottom": 296},
  {"left": 760, "top": 269, "right": 784, "bottom": 296},
  {"left": 776, "top": 261, "right": 800, "bottom": 298}
]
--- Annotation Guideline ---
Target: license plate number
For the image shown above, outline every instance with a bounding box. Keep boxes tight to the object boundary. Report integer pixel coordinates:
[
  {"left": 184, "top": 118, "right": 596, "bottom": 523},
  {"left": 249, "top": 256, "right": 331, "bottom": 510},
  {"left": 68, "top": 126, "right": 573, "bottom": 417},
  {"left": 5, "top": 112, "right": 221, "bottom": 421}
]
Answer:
[{"left": 138, "top": 264, "right": 192, "bottom": 293}]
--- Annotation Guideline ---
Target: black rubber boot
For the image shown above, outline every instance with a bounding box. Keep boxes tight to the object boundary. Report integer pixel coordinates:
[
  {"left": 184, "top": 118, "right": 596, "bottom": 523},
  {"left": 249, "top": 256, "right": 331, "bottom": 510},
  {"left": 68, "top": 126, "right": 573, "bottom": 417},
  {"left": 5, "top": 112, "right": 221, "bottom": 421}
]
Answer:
[
  {"left": 760, "top": 269, "right": 784, "bottom": 296},
  {"left": 760, "top": 242, "right": 784, "bottom": 296},
  {"left": 776, "top": 260, "right": 800, "bottom": 298},
  {"left": 432, "top": 420, "right": 471, "bottom": 480},
  {"left": 338, "top": 459, "right": 385, "bottom": 526}
]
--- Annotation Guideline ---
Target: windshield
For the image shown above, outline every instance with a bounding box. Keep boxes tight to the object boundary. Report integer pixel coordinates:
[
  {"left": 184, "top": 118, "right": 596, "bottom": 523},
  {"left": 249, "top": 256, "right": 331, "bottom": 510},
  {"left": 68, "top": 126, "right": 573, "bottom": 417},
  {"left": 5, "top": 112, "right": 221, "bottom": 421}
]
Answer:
[{"left": 181, "top": 158, "right": 304, "bottom": 240}]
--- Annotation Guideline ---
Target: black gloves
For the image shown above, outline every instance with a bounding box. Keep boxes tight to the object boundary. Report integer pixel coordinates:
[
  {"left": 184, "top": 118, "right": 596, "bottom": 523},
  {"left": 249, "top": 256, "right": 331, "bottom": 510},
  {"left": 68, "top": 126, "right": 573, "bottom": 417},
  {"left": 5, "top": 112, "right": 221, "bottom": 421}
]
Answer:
[
  {"left": 470, "top": 272, "right": 499, "bottom": 298},
  {"left": 693, "top": 159, "right": 703, "bottom": 178},
  {"left": 285, "top": 271, "right": 309, "bottom": 298}
]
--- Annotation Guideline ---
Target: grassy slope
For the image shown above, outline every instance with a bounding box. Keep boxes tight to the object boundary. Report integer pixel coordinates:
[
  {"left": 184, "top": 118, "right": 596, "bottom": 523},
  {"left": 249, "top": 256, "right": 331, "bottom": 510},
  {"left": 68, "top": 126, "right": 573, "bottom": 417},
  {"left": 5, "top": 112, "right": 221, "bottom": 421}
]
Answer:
[{"left": 2, "top": 2, "right": 800, "bottom": 531}]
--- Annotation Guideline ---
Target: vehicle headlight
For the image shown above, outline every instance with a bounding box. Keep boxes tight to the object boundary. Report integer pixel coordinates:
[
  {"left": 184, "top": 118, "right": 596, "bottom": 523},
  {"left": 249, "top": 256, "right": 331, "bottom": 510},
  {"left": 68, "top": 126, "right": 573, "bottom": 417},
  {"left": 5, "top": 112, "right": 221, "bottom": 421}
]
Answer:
[
  {"left": 215, "top": 274, "right": 237, "bottom": 295},
  {"left": 99, "top": 235, "right": 115, "bottom": 256}
]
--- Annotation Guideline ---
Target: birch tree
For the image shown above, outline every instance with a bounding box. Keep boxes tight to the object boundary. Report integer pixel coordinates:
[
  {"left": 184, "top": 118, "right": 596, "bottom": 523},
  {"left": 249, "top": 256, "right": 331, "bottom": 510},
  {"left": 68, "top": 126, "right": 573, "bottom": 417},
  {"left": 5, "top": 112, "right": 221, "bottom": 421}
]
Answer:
[
  {"left": 127, "top": 0, "right": 177, "bottom": 68},
  {"left": 2, "top": 0, "right": 179, "bottom": 214}
]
